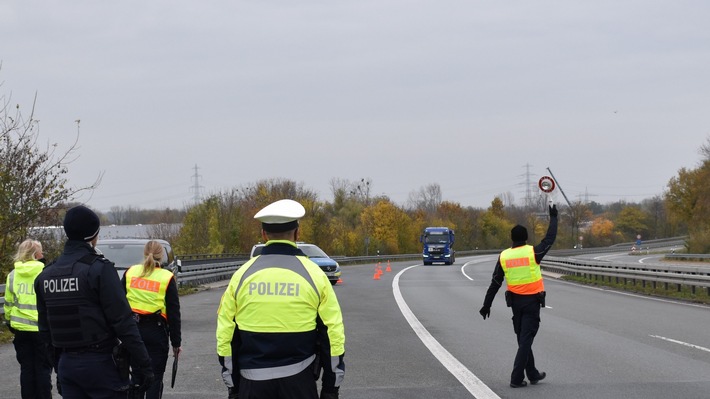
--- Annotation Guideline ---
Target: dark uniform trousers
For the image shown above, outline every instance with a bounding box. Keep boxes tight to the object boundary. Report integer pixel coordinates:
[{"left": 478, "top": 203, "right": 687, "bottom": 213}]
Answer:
[
  {"left": 134, "top": 316, "right": 170, "bottom": 399},
  {"left": 13, "top": 330, "right": 53, "bottom": 399},
  {"left": 510, "top": 293, "right": 544, "bottom": 384},
  {"left": 59, "top": 351, "right": 128, "bottom": 399},
  {"left": 238, "top": 361, "right": 319, "bottom": 399}
]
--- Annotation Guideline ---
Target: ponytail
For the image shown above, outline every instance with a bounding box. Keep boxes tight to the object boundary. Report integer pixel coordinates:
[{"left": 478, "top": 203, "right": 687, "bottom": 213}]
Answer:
[{"left": 140, "top": 240, "right": 164, "bottom": 277}]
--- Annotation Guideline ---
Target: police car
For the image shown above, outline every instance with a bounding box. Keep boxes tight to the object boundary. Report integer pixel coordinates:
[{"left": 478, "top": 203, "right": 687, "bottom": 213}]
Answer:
[
  {"left": 250, "top": 242, "right": 342, "bottom": 286},
  {"left": 95, "top": 238, "right": 180, "bottom": 279}
]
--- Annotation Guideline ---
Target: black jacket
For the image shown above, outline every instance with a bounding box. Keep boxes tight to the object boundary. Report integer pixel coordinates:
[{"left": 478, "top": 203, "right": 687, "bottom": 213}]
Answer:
[{"left": 35, "top": 240, "right": 151, "bottom": 370}]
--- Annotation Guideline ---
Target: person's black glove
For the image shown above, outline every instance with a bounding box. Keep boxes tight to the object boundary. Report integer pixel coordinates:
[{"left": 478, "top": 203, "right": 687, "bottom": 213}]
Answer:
[
  {"left": 549, "top": 205, "right": 558, "bottom": 218},
  {"left": 135, "top": 366, "right": 155, "bottom": 392},
  {"left": 228, "top": 387, "right": 239, "bottom": 399},
  {"left": 320, "top": 387, "right": 339, "bottom": 399},
  {"left": 479, "top": 306, "right": 490, "bottom": 320}
]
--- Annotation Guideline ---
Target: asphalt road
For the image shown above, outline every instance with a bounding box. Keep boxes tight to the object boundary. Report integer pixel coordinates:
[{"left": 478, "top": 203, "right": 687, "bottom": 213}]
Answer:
[{"left": 1, "top": 255, "right": 709, "bottom": 398}]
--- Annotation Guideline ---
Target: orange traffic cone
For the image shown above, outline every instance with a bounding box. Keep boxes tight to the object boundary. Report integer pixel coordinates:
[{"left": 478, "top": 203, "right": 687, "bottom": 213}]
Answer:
[
  {"left": 336, "top": 278, "right": 343, "bottom": 284},
  {"left": 372, "top": 270, "right": 381, "bottom": 280},
  {"left": 385, "top": 260, "right": 392, "bottom": 272}
]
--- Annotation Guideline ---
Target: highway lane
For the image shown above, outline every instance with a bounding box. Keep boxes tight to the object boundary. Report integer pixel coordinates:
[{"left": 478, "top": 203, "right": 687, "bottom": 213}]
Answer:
[
  {"left": 400, "top": 256, "right": 710, "bottom": 399},
  {"left": 1, "top": 255, "right": 708, "bottom": 398}
]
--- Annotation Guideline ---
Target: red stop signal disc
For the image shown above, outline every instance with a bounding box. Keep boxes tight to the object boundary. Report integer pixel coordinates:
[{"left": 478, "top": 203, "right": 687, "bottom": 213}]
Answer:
[{"left": 538, "top": 176, "right": 555, "bottom": 193}]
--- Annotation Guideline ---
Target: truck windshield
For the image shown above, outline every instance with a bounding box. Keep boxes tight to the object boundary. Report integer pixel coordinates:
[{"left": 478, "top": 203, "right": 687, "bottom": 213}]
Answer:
[{"left": 424, "top": 234, "right": 449, "bottom": 244}]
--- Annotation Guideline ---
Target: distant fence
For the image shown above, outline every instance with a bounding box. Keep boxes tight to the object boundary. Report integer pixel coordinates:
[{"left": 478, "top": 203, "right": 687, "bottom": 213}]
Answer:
[{"left": 542, "top": 256, "right": 710, "bottom": 295}]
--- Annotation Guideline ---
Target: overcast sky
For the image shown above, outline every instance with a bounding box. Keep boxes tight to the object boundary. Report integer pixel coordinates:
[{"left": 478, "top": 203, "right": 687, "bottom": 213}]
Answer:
[{"left": 2, "top": 1, "right": 708, "bottom": 213}]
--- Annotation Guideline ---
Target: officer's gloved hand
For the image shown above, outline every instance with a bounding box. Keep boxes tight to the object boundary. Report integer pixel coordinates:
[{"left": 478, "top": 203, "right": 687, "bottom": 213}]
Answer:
[
  {"left": 219, "top": 356, "right": 234, "bottom": 388},
  {"left": 320, "top": 386, "right": 339, "bottom": 399},
  {"left": 136, "top": 366, "right": 155, "bottom": 392},
  {"left": 549, "top": 205, "right": 558, "bottom": 218},
  {"left": 227, "top": 387, "right": 239, "bottom": 399},
  {"left": 479, "top": 306, "right": 490, "bottom": 320}
]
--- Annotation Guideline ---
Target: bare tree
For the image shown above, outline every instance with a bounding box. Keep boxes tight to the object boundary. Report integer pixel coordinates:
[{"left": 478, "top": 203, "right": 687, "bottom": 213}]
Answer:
[
  {"left": 1, "top": 83, "right": 100, "bottom": 277},
  {"left": 109, "top": 206, "right": 126, "bottom": 224},
  {"left": 407, "top": 183, "right": 442, "bottom": 214},
  {"left": 701, "top": 135, "right": 710, "bottom": 161}
]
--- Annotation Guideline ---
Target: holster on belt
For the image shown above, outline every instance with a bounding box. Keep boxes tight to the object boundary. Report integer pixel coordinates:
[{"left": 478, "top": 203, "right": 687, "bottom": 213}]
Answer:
[
  {"left": 504, "top": 290, "right": 513, "bottom": 307},
  {"left": 313, "top": 339, "right": 323, "bottom": 380},
  {"left": 113, "top": 343, "right": 131, "bottom": 380},
  {"left": 538, "top": 291, "right": 546, "bottom": 308}
]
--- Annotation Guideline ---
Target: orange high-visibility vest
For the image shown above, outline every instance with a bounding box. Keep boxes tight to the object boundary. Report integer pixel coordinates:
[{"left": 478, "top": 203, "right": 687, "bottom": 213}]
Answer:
[
  {"left": 500, "top": 245, "right": 544, "bottom": 295},
  {"left": 125, "top": 265, "right": 174, "bottom": 320}
]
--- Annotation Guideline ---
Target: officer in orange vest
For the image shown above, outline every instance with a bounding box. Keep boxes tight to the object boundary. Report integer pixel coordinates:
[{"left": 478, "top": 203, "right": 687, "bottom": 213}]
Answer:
[
  {"left": 122, "top": 240, "right": 182, "bottom": 398},
  {"left": 479, "top": 205, "right": 557, "bottom": 388}
]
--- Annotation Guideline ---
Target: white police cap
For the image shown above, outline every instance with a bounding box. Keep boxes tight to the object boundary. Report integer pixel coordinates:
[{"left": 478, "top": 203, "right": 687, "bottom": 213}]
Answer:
[{"left": 254, "top": 199, "right": 305, "bottom": 232}]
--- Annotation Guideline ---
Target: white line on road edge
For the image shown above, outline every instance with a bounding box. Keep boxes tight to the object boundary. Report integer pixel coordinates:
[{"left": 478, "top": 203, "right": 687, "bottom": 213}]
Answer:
[
  {"left": 393, "top": 265, "right": 501, "bottom": 399},
  {"left": 649, "top": 335, "right": 710, "bottom": 353},
  {"left": 461, "top": 256, "right": 498, "bottom": 281}
]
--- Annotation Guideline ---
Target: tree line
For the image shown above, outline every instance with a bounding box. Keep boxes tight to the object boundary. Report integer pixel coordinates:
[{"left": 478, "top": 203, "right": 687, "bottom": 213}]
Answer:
[{"left": 2, "top": 82, "right": 708, "bottom": 278}]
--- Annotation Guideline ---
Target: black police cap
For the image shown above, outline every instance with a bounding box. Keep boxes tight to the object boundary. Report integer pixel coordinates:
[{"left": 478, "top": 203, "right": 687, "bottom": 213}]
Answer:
[{"left": 63, "top": 205, "right": 100, "bottom": 241}]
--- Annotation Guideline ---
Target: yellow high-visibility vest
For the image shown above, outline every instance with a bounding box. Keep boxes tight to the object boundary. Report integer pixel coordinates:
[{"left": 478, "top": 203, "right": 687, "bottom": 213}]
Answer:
[
  {"left": 500, "top": 245, "right": 544, "bottom": 295},
  {"left": 4, "top": 260, "right": 44, "bottom": 332},
  {"left": 125, "top": 265, "right": 174, "bottom": 320}
]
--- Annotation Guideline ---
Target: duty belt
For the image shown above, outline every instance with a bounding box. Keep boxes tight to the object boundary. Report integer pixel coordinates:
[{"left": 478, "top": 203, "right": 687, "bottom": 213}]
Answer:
[
  {"left": 133, "top": 312, "right": 164, "bottom": 324},
  {"left": 62, "top": 339, "right": 116, "bottom": 354}
]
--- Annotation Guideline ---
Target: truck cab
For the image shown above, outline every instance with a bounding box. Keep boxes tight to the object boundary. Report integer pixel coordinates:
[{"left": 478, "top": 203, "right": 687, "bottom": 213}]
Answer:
[{"left": 420, "top": 227, "right": 455, "bottom": 265}]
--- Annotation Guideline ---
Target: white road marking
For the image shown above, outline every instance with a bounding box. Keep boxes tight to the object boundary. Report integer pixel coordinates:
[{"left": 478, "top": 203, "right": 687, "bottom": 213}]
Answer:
[
  {"left": 461, "top": 257, "right": 494, "bottom": 281},
  {"left": 649, "top": 335, "right": 710, "bottom": 353},
  {"left": 393, "top": 265, "right": 501, "bottom": 399}
]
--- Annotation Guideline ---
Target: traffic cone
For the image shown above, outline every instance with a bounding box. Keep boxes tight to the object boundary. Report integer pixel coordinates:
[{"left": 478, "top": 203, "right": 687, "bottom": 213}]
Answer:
[
  {"left": 372, "top": 270, "right": 381, "bottom": 280},
  {"left": 385, "top": 260, "right": 392, "bottom": 272},
  {"left": 336, "top": 278, "right": 343, "bottom": 284}
]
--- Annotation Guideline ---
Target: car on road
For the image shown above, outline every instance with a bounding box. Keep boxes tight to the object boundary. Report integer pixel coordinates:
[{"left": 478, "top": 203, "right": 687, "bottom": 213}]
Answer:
[
  {"left": 250, "top": 242, "right": 341, "bottom": 285},
  {"left": 96, "top": 238, "right": 180, "bottom": 279}
]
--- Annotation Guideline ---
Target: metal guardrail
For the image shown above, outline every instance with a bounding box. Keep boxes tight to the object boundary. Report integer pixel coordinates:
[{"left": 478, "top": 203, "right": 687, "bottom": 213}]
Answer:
[{"left": 542, "top": 256, "right": 710, "bottom": 295}]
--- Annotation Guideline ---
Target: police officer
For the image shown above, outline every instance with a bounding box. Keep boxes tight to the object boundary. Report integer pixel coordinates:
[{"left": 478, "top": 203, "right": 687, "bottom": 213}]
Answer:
[
  {"left": 479, "top": 205, "right": 557, "bottom": 388},
  {"left": 216, "top": 199, "right": 345, "bottom": 399},
  {"left": 4, "top": 239, "right": 53, "bottom": 398},
  {"left": 122, "top": 240, "right": 182, "bottom": 398},
  {"left": 34, "top": 205, "right": 154, "bottom": 398}
]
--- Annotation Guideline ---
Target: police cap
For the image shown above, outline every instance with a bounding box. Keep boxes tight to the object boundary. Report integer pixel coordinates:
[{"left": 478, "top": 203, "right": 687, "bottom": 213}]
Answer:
[
  {"left": 64, "top": 205, "right": 101, "bottom": 241},
  {"left": 254, "top": 199, "right": 305, "bottom": 233}
]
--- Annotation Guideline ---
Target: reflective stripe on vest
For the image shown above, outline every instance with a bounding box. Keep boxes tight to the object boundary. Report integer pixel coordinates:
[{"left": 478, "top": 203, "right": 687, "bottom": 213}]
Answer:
[
  {"left": 125, "top": 265, "right": 173, "bottom": 320},
  {"left": 500, "top": 245, "right": 544, "bottom": 295}
]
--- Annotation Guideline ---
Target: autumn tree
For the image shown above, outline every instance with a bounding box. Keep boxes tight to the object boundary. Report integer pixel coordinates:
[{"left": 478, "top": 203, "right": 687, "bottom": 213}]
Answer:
[
  {"left": 586, "top": 216, "right": 619, "bottom": 247},
  {"left": 175, "top": 179, "right": 318, "bottom": 255},
  {"left": 360, "top": 199, "right": 415, "bottom": 255},
  {"left": 477, "top": 197, "right": 513, "bottom": 249},
  {"left": 665, "top": 139, "right": 710, "bottom": 252}
]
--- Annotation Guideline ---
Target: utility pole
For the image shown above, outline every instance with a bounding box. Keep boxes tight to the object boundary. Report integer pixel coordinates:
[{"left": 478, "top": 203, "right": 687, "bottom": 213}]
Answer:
[
  {"left": 546, "top": 167, "right": 580, "bottom": 248},
  {"left": 190, "top": 164, "right": 204, "bottom": 204},
  {"left": 522, "top": 163, "right": 534, "bottom": 208}
]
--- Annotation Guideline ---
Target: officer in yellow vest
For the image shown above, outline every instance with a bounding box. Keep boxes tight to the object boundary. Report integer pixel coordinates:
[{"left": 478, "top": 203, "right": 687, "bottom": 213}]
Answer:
[
  {"left": 122, "top": 240, "right": 182, "bottom": 398},
  {"left": 216, "top": 199, "right": 345, "bottom": 399},
  {"left": 4, "top": 239, "right": 54, "bottom": 398},
  {"left": 479, "top": 205, "right": 557, "bottom": 388}
]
